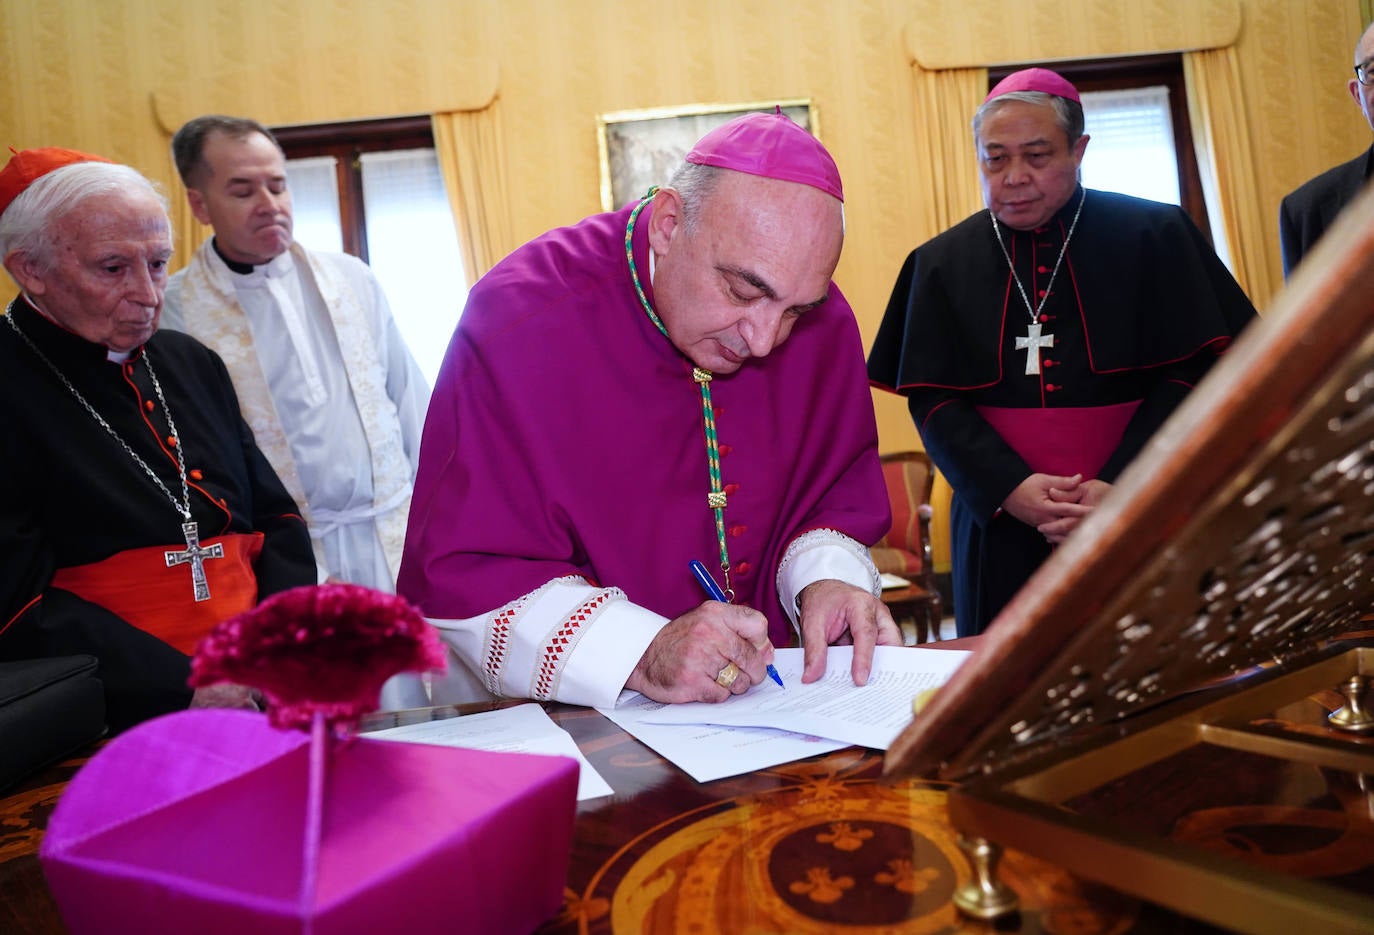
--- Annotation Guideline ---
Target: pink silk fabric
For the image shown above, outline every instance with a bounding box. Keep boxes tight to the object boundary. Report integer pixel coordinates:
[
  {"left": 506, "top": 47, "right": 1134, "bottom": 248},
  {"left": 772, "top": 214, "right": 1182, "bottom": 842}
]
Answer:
[
  {"left": 975, "top": 401, "right": 1141, "bottom": 479},
  {"left": 41, "top": 709, "right": 578, "bottom": 935}
]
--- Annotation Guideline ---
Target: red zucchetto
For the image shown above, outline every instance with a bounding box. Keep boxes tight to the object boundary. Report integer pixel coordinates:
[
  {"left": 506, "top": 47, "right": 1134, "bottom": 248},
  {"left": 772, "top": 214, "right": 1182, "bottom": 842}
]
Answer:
[{"left": 0, "top": 146, "right": 112, "bottom": 219}]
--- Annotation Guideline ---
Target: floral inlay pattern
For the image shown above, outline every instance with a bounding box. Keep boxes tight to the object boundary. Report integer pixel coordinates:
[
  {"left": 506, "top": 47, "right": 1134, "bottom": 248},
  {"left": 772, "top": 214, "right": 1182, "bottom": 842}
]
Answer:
[
  {"left": 875, "top": 857, "right": 943, "bottom": 894},
  {"left": 788, "top": 867, "right": 855, "bottom": 904},
  {"left": 816, "top": 821, "right": 873, "bottom": 852}
]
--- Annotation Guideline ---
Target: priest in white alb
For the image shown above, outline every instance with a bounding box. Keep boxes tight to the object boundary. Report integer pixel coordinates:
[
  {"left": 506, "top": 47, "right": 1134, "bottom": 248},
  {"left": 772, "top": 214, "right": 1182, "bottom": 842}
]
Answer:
[{"left": 161, "top": 115, "right": 431, "bottom": 708}]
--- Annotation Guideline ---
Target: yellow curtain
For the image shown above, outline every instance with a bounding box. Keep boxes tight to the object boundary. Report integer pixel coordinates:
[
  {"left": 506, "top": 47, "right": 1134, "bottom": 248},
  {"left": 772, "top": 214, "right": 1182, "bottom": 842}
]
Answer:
[
  {"left": 1183, "top": 47, "right": 1277, "bottom": 310},
  {"left": 432, "top": 105, "right": 514, "bottom": 288},
  {"left": 909, "top": 65, "right": 986, "bottom": 575},
  {"left": 911, "top": 65, "right": 988, "bottom": 242}
]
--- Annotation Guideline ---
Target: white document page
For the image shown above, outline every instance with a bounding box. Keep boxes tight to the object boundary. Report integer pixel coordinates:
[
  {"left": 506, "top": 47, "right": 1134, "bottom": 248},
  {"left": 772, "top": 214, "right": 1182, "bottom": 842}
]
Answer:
[
  {"left": 366, "top": 703, "right": 614, "bottom": 800},
  {"left": 598, "top": 694, "right": 848, "bottom": 783},
  {"left": 638, "top": 646, "right": 971, "bottom": 750}
]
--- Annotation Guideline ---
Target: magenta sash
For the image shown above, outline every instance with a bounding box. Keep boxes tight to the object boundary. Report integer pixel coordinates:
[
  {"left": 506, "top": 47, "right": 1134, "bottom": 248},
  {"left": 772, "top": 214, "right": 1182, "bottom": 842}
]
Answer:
[{"left": 976, "top": 401, "right": 1141, "bottom": 478}]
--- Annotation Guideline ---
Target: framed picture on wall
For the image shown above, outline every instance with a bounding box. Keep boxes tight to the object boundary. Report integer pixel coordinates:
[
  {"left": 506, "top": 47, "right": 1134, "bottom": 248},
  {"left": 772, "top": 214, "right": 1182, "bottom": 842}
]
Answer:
[{"left": 596, "top": 99, "right": 815, "bottom": 212}]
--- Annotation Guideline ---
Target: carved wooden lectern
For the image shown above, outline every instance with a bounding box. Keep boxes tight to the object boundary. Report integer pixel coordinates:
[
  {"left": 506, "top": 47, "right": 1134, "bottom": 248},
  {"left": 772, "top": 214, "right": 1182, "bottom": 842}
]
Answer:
[{"left": 885, "top": 188, "right": 1374, "bottom": 935}]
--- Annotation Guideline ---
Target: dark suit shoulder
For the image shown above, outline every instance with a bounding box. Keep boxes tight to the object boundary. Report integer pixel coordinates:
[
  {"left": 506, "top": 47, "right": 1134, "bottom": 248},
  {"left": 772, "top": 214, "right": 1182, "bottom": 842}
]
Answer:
[{"left": 1282, "top": 148, "right": 1370, "bottom": 208}]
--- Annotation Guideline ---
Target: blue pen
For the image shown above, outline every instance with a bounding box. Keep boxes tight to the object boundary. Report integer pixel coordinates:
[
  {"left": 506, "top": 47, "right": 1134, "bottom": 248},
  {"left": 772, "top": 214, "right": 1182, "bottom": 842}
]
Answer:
[{"left": 689, "top": 559, "right": 785, "bottom": 688}]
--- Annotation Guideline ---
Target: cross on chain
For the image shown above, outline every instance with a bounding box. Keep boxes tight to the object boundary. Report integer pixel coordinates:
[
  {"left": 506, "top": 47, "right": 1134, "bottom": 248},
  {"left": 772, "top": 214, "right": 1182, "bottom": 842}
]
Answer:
[
  {"left": 164, "top": 521, "right": 224, "bottom": 602},
  {"left": 1016, "top": 322, "right": 1055, "bottom": 376}
]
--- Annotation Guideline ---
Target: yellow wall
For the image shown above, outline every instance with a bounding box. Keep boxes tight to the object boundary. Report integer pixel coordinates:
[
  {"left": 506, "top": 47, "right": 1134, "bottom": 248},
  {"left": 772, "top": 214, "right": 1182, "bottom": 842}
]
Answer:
[{"left": 0, "top": 0, "right": 1365, "bottom": 463}]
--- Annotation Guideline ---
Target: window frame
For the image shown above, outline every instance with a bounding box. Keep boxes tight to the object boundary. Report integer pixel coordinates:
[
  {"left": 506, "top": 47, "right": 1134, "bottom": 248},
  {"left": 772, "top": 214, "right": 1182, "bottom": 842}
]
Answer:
[{"left": 272, "top": 115, "right": 434, "bottom": 263}]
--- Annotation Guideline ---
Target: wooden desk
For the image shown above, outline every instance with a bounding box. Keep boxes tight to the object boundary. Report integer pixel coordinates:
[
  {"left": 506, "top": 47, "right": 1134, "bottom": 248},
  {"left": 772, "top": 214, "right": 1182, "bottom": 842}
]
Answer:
[{"left": 2, "top": 701, "right": 1230, "bottom": 934}]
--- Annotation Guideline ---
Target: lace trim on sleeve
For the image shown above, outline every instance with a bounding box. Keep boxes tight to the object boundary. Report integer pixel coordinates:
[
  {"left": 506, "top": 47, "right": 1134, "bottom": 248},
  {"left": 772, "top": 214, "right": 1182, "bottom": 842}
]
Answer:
[
  {"left": 480, "top": 574, "right": 584, "bottom": 696},
  {"left": 775, "top": 528, "right": 882, "bottom": 608},
  {"left": 529, "top": 586, "right": 626, "bottom": 701}
]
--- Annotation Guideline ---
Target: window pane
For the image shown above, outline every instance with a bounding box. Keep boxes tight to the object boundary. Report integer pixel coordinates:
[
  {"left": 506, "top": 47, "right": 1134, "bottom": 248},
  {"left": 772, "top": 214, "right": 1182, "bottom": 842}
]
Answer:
[
  {"left": 360, "top": 148, "right": 467, "bottom": 386},
  {"left": 285, "top": 156, "right": 344, "bottom": 253},
  {"left": 1080, "top": 86, "right": 1180, "bottom": 206}
]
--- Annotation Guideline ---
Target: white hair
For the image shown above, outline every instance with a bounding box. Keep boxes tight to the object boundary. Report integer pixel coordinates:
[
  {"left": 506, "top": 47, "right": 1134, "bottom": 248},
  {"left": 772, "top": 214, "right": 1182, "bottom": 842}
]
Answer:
[
  {"left": 663, "top": 161, "right": 723, "bottom": 234},
  {"left": 663, "top": 160, "right": 846, "bottom": 236},
  {"left": 0, "top": 162, "right": 169, "bottom": 274}
]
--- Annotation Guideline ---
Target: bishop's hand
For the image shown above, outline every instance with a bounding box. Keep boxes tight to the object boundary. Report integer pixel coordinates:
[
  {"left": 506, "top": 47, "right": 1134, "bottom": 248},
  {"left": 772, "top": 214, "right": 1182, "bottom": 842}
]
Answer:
[
  {"left": 626, "top": 601, "right": 773, "bottom": 704},
  {"left": 797, "top": 579, "right": 900, "bottom": 687}
]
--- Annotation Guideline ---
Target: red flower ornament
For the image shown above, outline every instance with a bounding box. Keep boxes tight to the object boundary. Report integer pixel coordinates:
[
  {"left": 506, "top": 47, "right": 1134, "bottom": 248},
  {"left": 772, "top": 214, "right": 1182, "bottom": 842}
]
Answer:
[{"left": 191, "top": 583, "right": 447, "bottom": 731}]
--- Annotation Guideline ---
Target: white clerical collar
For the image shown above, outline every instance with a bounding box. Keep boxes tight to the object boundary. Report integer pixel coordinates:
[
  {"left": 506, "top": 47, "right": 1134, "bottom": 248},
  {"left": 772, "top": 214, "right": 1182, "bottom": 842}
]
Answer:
[
  {"left": 107, "top": 348, "right": 132, "bottom": 363},
  {"left": 215, "top": 245, "right": 296, "bottom": 287},
  {"left": 244, "top": 248, "right": 295, "bottom": 286}
]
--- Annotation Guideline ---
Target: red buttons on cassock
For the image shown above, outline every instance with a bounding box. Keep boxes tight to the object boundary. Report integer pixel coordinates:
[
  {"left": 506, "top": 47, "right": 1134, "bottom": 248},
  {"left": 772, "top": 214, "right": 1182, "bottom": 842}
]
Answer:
[
  {"left": 1038, "top": 314, "right": 1049, "bottom": 323},
  {"left": 190, "top": 469, "right": 203, "bottom": 481},
  {"left": 719, "top": 444, "right": 733, "bottom": 456},
  {"left": 724, "top": 483, "right": 740, "bottom": 496},
  {"left": 1037, "top": 265, "right": 1049, "bottom": 273},
  {"left": 1046, "top": 384, "right": 1059, "bottom": 392},
  {"left": 728, "top": 524, "right": 747, "bottom": 538},
  {"left": 144, "top": 400, "right": 154, "bottom": 411},
  {"left": 166, "top": 435, "right": 177, "bottom": 447},
  {"left": 1036, "top": 289, "right": 1047, "bottom": 298},
  {"left": 1043, "top": 359, "right": 1054, "bottom": 368},
  {"left": 733, "top": 561, "right": 752, "bottom": 576}
]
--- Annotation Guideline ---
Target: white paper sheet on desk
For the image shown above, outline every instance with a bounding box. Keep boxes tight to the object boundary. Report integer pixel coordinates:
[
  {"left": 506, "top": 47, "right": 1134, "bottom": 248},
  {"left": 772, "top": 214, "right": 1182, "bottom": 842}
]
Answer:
[
  {"left": 365, "top": 703, "right": 614, "bottom": 800},
  {"left": 637, "top": 646, "right": 971, "bottom": 750},
  {"left": 598, "top": 695, "right": 849, "bottom": 783}
]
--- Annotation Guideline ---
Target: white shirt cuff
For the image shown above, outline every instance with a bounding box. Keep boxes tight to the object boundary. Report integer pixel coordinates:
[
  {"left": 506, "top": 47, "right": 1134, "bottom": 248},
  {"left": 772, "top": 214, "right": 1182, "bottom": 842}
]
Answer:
[
  {"left": 424, "top": 577, "right": 667, "bottom": 710},
  {"left": 776, "top": 529, "right": 881, "bottom": 634}
]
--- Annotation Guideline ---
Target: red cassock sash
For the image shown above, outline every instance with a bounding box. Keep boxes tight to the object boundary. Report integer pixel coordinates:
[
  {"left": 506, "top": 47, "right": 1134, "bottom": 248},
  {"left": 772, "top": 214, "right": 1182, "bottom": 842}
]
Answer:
[
  {"left": 976, "top": 401, "right": 1141, "bottom": 478},
  {"left": 50, "top": 533, "right": 264, "bottom": 655}
]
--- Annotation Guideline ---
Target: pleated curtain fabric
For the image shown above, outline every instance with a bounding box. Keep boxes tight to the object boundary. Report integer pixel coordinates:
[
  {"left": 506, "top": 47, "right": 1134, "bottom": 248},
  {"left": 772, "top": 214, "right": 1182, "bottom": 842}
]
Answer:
[
  {"left": 432, "top": 106, "right": 515, "bottom": 290},
  {"left": 1184, "top": 46, "right": 1277, "bottom": 309}
]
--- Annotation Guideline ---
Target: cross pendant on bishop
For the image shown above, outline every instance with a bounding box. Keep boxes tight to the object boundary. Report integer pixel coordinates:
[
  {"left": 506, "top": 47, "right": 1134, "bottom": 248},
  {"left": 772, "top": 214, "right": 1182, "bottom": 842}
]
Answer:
[
  {"left": 165, "top": 521, "right": 224, "bottom": 602},
  {"left": 1016, "top": 322, "right": 1055, "bottom": 376}
]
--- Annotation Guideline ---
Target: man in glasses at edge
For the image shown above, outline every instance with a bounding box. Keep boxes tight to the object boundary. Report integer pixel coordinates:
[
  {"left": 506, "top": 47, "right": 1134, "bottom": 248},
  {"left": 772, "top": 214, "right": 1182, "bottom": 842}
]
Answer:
[{"left": 1280, "top": 20, "right": 1374, "bottom": 278}]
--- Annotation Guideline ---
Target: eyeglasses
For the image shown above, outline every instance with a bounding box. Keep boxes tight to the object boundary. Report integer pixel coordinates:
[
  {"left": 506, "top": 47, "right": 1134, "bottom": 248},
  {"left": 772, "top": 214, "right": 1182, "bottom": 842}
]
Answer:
[{"left": 1356, "top": 59, "right": 1374, "bottom": 86}]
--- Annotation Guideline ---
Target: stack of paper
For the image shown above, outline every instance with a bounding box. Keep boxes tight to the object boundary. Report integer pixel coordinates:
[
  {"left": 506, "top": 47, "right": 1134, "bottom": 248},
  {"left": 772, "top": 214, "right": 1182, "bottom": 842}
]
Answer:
[
  {"left": 600, "top": 645, "right": 970, "bottom": 783},
  {"left": 368, "top": 704, "right": 614, "bottom": 800},
  {"left": 364, "top": 646, "right": 970, "bottom": 793}
]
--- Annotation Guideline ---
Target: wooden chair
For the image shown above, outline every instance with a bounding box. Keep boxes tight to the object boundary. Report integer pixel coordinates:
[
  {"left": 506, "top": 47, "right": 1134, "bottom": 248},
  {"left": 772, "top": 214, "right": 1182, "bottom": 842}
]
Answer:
[{"left": 871, "top": 451, "right": 944, "bottom": 642}]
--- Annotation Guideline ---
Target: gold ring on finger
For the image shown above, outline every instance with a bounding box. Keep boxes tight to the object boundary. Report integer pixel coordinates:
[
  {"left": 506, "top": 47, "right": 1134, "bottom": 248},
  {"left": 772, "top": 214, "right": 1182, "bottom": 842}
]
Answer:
[{"left": 715, "top": 661, "right": 740, "bottom": 689}]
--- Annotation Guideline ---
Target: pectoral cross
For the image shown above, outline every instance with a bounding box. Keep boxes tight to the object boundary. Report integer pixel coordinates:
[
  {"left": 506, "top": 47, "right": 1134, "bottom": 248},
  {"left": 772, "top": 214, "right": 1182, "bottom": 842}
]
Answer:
[
  {"left": 165, "top": 521, "right": 224, "bottom": 602},
  {"left": 1016, "top": 322, "right": 1055, "bottom": 376}
]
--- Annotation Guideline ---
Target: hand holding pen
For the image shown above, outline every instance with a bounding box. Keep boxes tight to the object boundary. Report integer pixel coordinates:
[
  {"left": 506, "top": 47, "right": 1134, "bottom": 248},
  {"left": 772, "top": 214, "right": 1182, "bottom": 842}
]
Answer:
[{"left": 690, "top": 560, "right": 785, "bottom": 689}]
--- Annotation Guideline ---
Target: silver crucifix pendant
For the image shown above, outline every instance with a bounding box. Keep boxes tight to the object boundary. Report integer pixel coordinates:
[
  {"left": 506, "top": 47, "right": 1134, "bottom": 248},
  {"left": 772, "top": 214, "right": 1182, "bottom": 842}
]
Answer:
[
  {"left": 165, "top": 521, "right": 225, "bottom": 602},
  {"left": 1016, "top": 322, "right": 1055, "bottom": 376}
]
